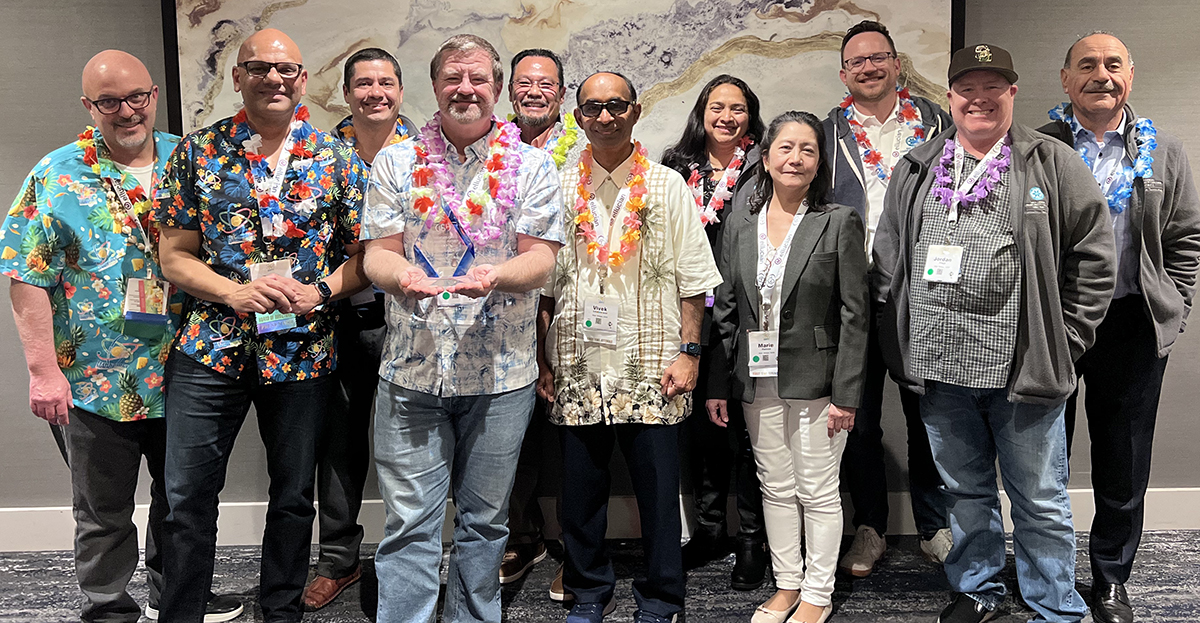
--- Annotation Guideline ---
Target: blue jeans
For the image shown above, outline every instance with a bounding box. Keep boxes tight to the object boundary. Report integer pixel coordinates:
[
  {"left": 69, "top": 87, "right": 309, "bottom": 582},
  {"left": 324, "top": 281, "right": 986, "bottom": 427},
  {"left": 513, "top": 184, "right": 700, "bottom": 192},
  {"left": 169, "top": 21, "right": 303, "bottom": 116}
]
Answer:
[
  {"left": 921, "top": 382, "right": 1087, "bottom": 623},
  {"left": 373, "top": 380, "right": 535, "bottom": 623}
]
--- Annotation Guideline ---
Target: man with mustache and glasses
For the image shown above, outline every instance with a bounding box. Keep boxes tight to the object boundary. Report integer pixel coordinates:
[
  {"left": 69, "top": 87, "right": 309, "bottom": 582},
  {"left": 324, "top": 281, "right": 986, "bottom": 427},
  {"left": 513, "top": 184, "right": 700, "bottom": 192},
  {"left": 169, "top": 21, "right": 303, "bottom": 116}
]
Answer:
[
  {"left": 538, "top": 71, "right": 721, "bottom": 623},
  {"left": 1038, "top": 32, "right": 1200, "bottom": 623},
  {"left": 873, "top": 44, "right": 1114, "bottom": 623},
  {"left": 820, "top": 19, "right": 954, "bottom": 578},
  {"left": 362, "top": 34, "right": 564, "bottom": 623},
  {"left": 500, "top": 46, "right": 583, "bottom": 598},
  {"left": 2, "top": 49, "right": 240, "bottom": 623},
  {"left": 300, "top": 46, "right": 419, "bottom": 613},
  {"left": 154, "top": 28, "right": 369, "bottom": 623}
]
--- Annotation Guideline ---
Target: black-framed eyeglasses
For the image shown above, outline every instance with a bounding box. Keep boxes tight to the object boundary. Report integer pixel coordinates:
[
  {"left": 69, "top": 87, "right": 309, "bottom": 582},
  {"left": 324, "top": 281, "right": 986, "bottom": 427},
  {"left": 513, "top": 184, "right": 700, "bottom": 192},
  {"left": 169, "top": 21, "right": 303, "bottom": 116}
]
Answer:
[
  {"left": 579, "top": 99, "right": 633, "bottom": 118},
  {"left": 842, "top": 52, "right": 896, "bottom": 72},
  {"left": 88, "top": 91, "right": 153, "bottom": 115},
  {"left": 514, "top": 79, "right": 560, "bottom": 93},
  {"left": 238, "top": 61, "right": 304, "bottom": 79}
]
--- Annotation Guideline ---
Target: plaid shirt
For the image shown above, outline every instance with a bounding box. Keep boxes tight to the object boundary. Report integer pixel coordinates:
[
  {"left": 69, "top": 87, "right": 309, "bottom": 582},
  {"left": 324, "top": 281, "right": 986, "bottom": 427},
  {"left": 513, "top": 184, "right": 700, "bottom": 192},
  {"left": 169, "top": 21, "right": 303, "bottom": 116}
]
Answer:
[{"left": 908, "top": 153, "right": 1020, "bottom": 388}]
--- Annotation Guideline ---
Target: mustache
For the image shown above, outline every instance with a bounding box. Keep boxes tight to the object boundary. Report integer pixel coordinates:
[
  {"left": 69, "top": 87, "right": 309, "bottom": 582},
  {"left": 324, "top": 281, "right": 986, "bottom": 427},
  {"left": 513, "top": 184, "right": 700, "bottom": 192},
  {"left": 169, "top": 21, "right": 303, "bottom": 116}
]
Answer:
[
  {"left": 1084, "top": 79, "right": 1117, "bottom": 93},
  {"left": 450, "top": 95, "right": 480, "bottom": 104},
  {"left": 116, "top": 113, "right": 147, "bottom": 125}
]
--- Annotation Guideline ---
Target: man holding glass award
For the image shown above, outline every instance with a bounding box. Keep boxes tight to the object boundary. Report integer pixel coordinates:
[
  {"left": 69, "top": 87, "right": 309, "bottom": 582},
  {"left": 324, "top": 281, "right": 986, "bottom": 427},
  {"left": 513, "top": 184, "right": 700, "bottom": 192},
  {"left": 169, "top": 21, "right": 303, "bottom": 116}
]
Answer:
[{"left": 361, "top": 34, "right": 565, "bottom": 623}]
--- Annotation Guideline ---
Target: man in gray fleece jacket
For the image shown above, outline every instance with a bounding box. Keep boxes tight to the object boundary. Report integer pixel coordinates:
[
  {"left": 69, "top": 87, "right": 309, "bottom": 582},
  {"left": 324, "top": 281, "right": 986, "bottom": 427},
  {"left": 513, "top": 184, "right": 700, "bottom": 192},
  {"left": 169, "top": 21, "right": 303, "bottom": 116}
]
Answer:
[
  {"left": 872, "top": 44, "right": 1114, "bottom": 623},
  {"left": 1038, "top": 32, "right": 1200, "bottom": 623}
]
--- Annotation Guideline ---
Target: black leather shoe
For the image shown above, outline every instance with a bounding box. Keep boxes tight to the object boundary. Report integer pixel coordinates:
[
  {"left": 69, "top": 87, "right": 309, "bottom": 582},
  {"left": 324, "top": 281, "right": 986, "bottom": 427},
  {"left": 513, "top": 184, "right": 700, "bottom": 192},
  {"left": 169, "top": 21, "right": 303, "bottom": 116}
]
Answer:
[
  {"left": 682, "top": 527, "right": 728, "bottom": 570},
  {"left": 1091, "top": 582, "right": 1134, "bottom": 623},
  {"left": 730, "top": 537, "right": 769, "bottom": 590}
]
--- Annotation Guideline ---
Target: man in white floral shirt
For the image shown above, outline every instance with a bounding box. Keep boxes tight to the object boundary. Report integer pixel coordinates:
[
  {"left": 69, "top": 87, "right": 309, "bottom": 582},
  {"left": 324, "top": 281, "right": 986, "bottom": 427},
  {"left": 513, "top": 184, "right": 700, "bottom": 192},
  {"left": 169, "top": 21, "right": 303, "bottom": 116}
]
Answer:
[{"left": 537, "top": 71, "right": 721, "bottom": 623}]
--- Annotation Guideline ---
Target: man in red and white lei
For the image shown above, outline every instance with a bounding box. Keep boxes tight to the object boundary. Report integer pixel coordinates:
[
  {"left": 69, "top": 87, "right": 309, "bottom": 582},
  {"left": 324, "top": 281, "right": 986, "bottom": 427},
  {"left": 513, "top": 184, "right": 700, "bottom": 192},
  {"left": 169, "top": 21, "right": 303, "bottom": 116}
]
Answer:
[{"left": 360, "top": 34, "right": 565, "bottom": 623}]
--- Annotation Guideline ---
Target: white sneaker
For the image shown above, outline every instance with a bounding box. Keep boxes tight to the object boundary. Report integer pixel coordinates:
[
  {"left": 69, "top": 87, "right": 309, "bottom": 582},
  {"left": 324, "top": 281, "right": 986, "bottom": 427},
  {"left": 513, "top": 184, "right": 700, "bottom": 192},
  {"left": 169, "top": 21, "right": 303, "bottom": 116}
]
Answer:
[
  {"left": 920, "top": 528, "right": 954, "bottom": 564},
  {"left": 838, "top": 525, "right": 886, "bottom": 577}
]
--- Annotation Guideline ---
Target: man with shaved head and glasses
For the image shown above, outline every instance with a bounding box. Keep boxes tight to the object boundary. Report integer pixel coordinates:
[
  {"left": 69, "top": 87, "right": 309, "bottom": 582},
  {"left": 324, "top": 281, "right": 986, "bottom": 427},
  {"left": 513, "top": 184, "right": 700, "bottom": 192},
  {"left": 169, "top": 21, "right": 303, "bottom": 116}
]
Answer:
[{"left": 154, "top": 29, "right": 369, "bottom": 622}]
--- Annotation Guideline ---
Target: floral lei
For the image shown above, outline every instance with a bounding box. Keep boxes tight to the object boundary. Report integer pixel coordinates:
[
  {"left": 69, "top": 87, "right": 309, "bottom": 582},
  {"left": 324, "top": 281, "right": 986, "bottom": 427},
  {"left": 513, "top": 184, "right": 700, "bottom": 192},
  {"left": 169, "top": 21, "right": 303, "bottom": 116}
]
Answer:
[
  {"left": 231, "top": 104, "right": 315, "bottom": 240},
  {"left": 411, "top": 113, "right": 522, "bottom": 245},
  {"left": 840, "top": 86, "right": 926, "bottom": 182},
  {"left": 1048, "top": 102, "right": 1156, "bottom": 213},
  {"left": 77, "top": 127, "right": 156, "bottom": 239},
  {"left": 573, "top": 142, "right": 649, "bottom": 267},
  {"left": 687, "top": 136, "right": 751, "bottom": 226},
  {"left": 546, "top": 113, "right": 581, "bottom": 169},
  {"left": 929, "top": 137, "right": 1011, "bottom": 215}
]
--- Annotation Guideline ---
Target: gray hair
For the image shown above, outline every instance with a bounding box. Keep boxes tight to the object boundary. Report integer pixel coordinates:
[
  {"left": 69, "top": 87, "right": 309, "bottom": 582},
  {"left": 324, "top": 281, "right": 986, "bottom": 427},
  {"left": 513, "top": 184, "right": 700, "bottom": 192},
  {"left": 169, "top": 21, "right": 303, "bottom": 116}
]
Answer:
[
  {"left": 1064, "top": 30, "right": 1133, "bottom": 67},
  {"left": 430, "top": 34, "right": 504, "bottom": 85}
]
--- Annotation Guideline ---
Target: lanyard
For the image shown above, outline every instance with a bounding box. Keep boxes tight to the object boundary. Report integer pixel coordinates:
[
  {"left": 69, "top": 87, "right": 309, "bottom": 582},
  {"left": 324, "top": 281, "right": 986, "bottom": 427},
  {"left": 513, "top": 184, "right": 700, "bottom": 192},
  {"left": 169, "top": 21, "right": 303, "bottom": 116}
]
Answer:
[
  {"left": 105, "top": 173, "right": 158, "bottom": 279},
  {"left": 246, "top": 119, "right": 301, "bottom": 244},
  {"left": 949, "top": 136, "right": 1005, "bottom": 222},
  {"left": 755, "top": 204, "right": 805, "bottom": 331},
  {"left": 411, "top": 165, "right": 485, "bottom": 278},
  {"left": 590, "top": 177, "right": 633, "bottom": 294}
]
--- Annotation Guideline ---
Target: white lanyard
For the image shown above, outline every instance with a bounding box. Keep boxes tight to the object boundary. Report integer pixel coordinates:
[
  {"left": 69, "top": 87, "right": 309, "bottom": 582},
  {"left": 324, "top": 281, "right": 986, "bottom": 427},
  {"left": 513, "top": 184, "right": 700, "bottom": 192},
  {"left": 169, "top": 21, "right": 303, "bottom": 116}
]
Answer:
[
  {"left": 755, "top": 204, "right": 805, "bottom": 330},
  {"left": 591, "top": 185, "right": 633, "bottom": 247},
  {"left": 949, "top": 136, "right": 1005, "bottom": 222}
]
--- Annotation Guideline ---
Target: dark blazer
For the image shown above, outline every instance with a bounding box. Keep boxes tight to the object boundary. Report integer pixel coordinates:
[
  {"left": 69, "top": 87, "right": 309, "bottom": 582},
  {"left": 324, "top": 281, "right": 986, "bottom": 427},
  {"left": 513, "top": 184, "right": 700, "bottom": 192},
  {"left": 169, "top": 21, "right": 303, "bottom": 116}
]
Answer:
[{"left": 707, "top": 187, "right": 871, "bottom": 407}]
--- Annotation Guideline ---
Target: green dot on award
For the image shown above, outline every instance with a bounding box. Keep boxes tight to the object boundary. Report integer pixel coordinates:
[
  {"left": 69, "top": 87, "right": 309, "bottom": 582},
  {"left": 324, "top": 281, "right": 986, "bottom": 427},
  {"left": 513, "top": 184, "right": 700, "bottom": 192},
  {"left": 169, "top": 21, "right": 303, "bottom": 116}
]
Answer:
[
  {"left": 752, "top": 355, "right": 760, "bottom": 363},
  {"left": 442, "top": 292, "right": 450, "bottom": 299}
]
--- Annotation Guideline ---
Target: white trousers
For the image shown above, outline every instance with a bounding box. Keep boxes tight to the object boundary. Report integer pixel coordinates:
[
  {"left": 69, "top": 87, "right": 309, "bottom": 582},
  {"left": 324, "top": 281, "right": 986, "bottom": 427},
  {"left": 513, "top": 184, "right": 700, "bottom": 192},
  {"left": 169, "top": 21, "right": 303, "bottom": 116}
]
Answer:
[{"left": 743, "top": 378, "right": 846, "bottom": 606}]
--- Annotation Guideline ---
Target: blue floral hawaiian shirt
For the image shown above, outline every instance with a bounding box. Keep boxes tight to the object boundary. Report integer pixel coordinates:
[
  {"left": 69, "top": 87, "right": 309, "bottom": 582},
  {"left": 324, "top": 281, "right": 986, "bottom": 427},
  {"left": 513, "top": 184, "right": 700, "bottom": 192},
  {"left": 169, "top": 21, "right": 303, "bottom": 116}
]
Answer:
[
  {"left": 1, "top": 127, "right": 183, "bottom": 421},
  {"left": 363, "top": 122, "right": 564, "bottom": 396},
  {"left": 154, "top": 105, "right": 366, "bottom": 383}
]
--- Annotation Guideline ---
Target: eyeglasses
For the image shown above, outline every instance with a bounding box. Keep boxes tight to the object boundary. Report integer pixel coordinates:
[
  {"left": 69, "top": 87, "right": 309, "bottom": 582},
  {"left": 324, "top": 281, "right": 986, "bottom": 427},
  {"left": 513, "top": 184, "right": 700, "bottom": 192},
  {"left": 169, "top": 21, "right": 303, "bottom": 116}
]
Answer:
[
  {"left": 87, "top": 91, "right": 153, "bottom": 115},
  {"left": 514, "top": 79, "right": 560, "bottom": 93},
  {"left": 842, "top": 52, "right": 896, "bottom": 72},
  {"left": 579, "top": 99, "right": 633, "bottom": 118},
  {"left": 238, "top": 61, "right": 304, "bottom": 79}
]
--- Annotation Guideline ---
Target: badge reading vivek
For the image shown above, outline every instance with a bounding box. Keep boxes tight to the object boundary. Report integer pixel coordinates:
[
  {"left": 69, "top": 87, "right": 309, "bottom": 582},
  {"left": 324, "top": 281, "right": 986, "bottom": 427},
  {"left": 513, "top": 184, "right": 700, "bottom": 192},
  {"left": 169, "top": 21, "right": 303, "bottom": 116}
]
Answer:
[
  {"left": 123, "top": 278, "right": 169, "bottom": 324},
  {"left": 582, "top": 297, "right": 618, "bottom": 346},
  {"left": 248, "top": 259, "right": 298, "bottom": 333},
  {"left": 923, "top": 244, "right": 965, "bottom": 283},
  {"left": 747, "top": 330, "right": 779, "bottom": 378}
]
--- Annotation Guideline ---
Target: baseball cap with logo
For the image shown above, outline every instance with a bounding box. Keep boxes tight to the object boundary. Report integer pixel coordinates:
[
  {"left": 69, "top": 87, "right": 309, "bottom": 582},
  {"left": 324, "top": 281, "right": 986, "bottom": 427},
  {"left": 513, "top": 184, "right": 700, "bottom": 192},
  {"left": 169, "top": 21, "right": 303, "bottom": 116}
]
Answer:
[{"left": 948, "top": 43, "right": 1018, "bottom": 85}]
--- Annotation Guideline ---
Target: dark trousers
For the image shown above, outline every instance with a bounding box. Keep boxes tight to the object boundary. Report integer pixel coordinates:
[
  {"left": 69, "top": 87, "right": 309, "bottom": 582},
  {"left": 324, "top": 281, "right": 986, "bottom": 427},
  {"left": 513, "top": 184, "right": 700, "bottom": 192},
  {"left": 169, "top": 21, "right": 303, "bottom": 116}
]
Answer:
[
  {"left": 687, "top": 346, "right": 764, "bottom": 540},
  {"left": 314, "top": 299, "right": 386, "bottom": 578},
  {"left": 508, "top": 398, "right": 560, "bottom": 545},
  {"left": 160, "top": 353, "right": 334, "bottom": 623},
  {"left": 842, "top": 312, "right": 948, "bottom": 538},
  {"left": 62, "top": 408, "right": 168, "bottom": 623},
  {"left": 561, "top": 423, "right": 685, "bottom": 618},
  {"left": 1066, "top": 295, "right": 1168, "bottom": 585}
]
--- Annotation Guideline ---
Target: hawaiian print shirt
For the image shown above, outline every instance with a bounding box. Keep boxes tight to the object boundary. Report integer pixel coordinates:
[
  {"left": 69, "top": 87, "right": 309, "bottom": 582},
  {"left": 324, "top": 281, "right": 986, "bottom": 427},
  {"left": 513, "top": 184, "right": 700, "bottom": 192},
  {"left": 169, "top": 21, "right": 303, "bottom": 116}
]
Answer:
[
  {"left": 1, "top": 127, "right": 183, "bottom": 421},
  {"left": 544, "top": 146, "right": 722, "bottom": 426},
  {"left": 333, "top": 114, "right": 415, "bottom": 168},
  {"left": 154, "top": 105, "right": 366, "bottom": 383},
  {"left": 363, "top": 122, "right": 564, "bottom": 396}
]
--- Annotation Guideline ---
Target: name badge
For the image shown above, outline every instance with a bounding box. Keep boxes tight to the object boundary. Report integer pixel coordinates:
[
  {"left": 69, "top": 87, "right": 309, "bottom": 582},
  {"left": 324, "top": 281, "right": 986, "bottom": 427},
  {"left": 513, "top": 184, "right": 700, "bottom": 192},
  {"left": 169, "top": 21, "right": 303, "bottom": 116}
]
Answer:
[
  {"left": 747, "top": 330, "right": 779, "bottom": 378},
  {"left": 705, "top": 288, "right": 715, "bottom": 308},
  {"left": 123, "top": 277, "right": 169, "bottom": 324},
  {"left": 923, "top": 245, "right": 964, "bottom": 283},
  {"left": 582, "top": 297, "right": 619, "bottom": 345},
  {"left": 249, "top": 259, "right": 297, "bottom": 333}
]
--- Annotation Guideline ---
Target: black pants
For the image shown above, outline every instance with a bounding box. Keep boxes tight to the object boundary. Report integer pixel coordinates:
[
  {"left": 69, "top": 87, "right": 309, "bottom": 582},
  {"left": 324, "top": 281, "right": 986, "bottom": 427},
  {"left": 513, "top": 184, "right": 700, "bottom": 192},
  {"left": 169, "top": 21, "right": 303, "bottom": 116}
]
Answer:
[
  {"left": 842, "top": 311, "right": 948, "bottom": 538},
  {"left": 687, "top": 346, "right": 764, "bottom": 540},
  {"left": 560, "top": 423, "right": 685, "bottom": 618},
  {"left": 62, "top": 408, "right": 168, "bottom": 623},
  {"left": 314, "top": 298, "right": 386, "bottom": 578},
  {"left": 508, "top": 398, "right": 561, "bottom": 545},
  {"left": 1066, "top": 295, "right": 1168, "bottom": 585},
  {"left": 160, "top": 353, "right": 335, "bottom": 623}
]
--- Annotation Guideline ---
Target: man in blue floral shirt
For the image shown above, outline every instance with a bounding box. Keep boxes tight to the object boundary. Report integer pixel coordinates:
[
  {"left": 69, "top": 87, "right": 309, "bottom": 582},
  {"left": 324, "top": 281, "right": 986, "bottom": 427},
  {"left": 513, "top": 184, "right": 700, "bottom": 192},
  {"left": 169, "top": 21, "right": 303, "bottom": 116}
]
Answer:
[
  {"left": 362, "top": 34, "right": 563, "bottom": 623},
  {"left": 153, "top": 29, "right": 368, "bottom": 623}
]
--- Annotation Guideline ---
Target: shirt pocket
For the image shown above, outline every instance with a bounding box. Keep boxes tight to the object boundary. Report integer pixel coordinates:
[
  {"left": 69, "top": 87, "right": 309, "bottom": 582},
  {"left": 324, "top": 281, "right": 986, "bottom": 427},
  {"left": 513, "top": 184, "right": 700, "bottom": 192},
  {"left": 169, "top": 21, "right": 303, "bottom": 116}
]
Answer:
[{"left": 959, "top": 230, "right": 1019, "bottom": 316}]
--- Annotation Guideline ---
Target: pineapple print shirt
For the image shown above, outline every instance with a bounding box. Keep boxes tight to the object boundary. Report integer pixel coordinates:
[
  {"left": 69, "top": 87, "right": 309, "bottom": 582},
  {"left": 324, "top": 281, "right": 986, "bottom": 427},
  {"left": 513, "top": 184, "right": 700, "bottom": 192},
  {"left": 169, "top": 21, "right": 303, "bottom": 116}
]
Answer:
[{"left": 0, "top": 127, "right": 183, "bottom": 421}]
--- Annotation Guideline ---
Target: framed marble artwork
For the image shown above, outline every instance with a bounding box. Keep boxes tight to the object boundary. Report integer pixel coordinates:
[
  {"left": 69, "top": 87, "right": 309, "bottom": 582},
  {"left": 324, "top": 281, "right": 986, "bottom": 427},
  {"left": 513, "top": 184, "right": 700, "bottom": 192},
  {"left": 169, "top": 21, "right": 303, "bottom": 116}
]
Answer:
[{"left": 175, "top": 0, "right": 950, "bottom": 154}]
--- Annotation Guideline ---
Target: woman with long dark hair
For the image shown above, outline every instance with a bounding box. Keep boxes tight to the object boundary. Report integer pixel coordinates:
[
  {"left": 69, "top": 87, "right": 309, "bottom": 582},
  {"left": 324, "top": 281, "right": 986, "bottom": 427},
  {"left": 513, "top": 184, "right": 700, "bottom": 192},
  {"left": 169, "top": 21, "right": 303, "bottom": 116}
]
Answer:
[
  {"left": 707, "top": 111, "right": 870, "bottom": 623},
  {"left": 661, "top": 75, "right": 771, "bottom": 588}
]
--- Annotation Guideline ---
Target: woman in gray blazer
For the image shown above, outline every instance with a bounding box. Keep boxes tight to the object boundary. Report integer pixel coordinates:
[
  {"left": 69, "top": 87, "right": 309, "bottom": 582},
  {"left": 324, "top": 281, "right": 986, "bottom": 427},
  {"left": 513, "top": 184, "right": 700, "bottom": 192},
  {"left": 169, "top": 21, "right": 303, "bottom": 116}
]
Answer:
[{"left": 706, "top": 111, "right": 870, "bottom": 623}]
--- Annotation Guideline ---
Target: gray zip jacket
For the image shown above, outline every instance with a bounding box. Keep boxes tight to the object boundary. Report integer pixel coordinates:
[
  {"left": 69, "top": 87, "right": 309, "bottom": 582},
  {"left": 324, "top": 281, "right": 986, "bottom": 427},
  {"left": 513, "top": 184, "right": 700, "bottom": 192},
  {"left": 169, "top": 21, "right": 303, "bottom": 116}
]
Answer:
[
  {"left": 1038, "top": 103, "right": 1200, "bottom": 357},
  {"left": 872, "top": 122, "right": 1116, "bottom": 405}
]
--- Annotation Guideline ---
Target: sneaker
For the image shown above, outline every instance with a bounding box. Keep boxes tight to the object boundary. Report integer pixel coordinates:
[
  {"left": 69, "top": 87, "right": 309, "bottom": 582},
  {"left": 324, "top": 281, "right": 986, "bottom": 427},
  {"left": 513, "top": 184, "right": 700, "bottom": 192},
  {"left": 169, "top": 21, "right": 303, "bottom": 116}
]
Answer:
[
  {"left": 549, "top": 562, "right": 573, "bottom": 602},
  {"left": 937, "top": 594, "right": 996, "bottom": 623},
  {"left": 920, "top": 528, "right": 954, "bottom": 564},
  {"left": 145, "top": 594, "right": 244, "bottom": 623},
  {"left": 565, "top": 597, "right": 616, "bottom": 623},
  {"left": 838, "top": 525, "right": 886, "bottom": 577},
  {"left": 500, "top": 540, "right": 549, "bottom": 584},
  {"left": 632, "top": 610, "right": 678, "bottom": 623}
]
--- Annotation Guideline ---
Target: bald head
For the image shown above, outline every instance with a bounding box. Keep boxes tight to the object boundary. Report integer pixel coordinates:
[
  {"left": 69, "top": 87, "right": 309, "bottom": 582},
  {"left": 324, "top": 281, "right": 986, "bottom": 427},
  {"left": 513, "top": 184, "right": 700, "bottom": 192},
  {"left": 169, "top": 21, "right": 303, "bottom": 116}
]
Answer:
[
  {"left": 1065, "top": 32, "right": 1131, "bottom": 68},
  {"left": 238, "top": 28, "right": 302, "bottom": 64},
  {"left": 233, "top": 28, "right": 307, "bottom": 127},
  {"left": 80, "top": 50, "right": 157, "bottom": 158},
  {"left": 82, "top": 50, "right": 152, "bottom": 100}
]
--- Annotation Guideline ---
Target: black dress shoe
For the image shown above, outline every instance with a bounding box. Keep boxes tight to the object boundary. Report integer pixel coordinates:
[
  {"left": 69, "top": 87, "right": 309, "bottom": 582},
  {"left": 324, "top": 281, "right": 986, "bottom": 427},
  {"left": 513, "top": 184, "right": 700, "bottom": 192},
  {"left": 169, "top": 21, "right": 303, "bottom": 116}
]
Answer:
[
  {"left": 683, "top": 527, "right": 728, "bottom": 570},
  {"left": 1091, "top": 582, "right": 1134, "bottom": 623},
  {"left": 730, "top": 537, "right": 769, "bottom": 590}
]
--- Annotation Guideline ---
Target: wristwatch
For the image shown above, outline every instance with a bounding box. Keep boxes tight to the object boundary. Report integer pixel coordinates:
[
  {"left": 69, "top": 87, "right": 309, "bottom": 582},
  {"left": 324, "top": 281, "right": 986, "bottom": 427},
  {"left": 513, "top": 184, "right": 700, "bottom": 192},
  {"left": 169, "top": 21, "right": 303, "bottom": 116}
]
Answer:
[
  {"left": 680, "top": 342, "right": 702, "bottom": 357},
  {"left": 316, "top": 281, "right": 332, "bottom": 306}
]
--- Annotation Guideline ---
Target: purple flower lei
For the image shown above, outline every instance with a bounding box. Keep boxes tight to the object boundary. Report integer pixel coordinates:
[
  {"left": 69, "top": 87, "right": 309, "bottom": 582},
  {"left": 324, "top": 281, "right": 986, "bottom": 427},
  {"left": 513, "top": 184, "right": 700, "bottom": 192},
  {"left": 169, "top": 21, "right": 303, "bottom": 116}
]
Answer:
[
  {"left": 929, "top": 137, "right": 1011, "bottom": 215},
  {"left": 417, "top": 113, "right": 523, "bottom": 245}
]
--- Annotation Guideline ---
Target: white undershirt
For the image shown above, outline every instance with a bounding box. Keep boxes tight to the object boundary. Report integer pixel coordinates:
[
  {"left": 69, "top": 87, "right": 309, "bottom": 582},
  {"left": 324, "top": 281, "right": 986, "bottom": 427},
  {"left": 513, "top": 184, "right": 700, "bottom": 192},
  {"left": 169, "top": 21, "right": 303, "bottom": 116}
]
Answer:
[
  {"left": 851, "top": 101, "right": 902, "bottom": 257},
  {"left": 113, "top": 161, "right": 154, "bottom": 193}
]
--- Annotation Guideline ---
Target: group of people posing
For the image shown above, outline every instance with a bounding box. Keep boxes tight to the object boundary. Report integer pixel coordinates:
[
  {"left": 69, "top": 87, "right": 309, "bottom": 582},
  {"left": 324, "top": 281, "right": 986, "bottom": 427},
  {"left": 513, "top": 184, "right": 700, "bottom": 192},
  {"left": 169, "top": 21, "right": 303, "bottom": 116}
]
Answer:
[{"left": 6, "top": 17, "right": 1196, "bottom": 623}]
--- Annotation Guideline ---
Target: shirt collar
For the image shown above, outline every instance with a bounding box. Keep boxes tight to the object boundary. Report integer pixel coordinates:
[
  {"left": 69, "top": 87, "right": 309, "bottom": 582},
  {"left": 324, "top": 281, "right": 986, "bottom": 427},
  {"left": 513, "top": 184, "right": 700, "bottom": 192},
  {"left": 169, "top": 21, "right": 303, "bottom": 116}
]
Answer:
[
  {"left": 588, "top": 144, "right": 637, "bottom": 191},
  {"left": 1075, "top": 110, "right": 1127, "bottom": 145},
  {"left": 443, "top": 122, "right": 497, "bottom": 165},
  {"left": 850, "top": 99, "right": 899, "bottom": 127}
]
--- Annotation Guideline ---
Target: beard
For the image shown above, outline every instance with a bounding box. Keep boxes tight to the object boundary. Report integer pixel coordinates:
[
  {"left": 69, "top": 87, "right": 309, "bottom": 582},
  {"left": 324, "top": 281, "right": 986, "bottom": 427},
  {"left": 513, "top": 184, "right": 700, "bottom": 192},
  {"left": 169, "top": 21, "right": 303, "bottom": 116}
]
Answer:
[
  {"left": 109, "top": 116, "right": 150, "bottom": 150},
  {"left": 444, "top": 97, "right": 489, "bottom": 124},
  {"left": 515, "top": 109, "right": 555, "bottom": 129}
]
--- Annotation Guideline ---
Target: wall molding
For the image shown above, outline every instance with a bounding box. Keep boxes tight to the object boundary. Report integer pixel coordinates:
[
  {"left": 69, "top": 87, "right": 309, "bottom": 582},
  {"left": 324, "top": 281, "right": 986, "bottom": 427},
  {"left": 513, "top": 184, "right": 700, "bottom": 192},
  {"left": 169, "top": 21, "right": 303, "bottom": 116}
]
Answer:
[{"left": 2, "top": 487, "right": 1198, "bottom": 552}]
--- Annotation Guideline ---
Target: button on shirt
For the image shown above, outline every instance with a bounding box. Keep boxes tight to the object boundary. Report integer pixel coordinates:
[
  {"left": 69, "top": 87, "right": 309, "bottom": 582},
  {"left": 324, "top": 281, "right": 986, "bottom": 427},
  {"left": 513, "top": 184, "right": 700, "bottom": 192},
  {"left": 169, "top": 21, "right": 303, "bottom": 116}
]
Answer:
[
  {"left": 363, "top": 124, "right": 565, "bottom": 397},
  {"left": 852, "top": 102, "right": 907, "bottom": 256},
  {"left": 1074, "top": 113, "right": 1140, "bottom": 298}
]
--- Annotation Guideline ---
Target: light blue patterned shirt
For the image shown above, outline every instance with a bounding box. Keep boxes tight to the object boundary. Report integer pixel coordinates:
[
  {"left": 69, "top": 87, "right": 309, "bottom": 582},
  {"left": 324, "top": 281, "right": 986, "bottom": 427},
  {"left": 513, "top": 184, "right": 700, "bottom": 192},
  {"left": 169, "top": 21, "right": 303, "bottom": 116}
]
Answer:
[
  {"left": 363, "top": 124, "right": 564, "bottom": 396},
  {"left": 1075, "top": 113, "right": 1140, "bottom": 298}
]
